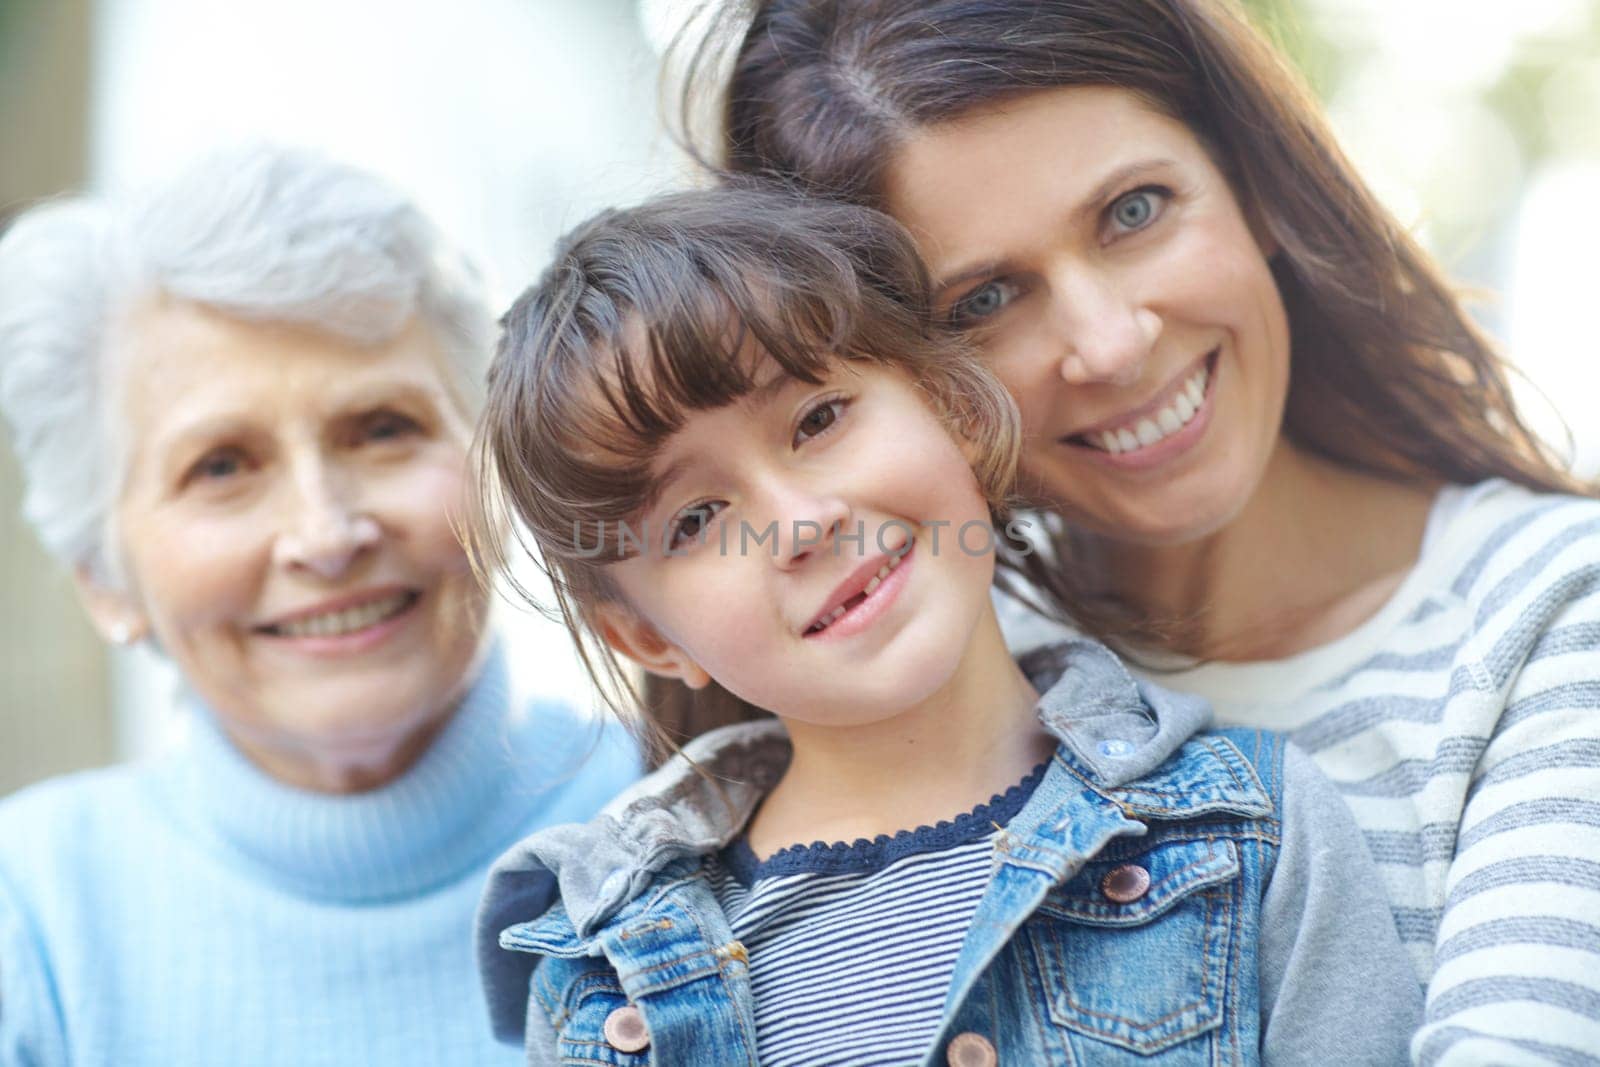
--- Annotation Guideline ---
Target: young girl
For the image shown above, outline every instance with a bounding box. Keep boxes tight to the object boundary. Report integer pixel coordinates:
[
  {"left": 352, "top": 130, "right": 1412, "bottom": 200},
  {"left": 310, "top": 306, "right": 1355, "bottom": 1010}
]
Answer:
[{"left": 472, "top": 185, "right": 1420, "bottom": 1065}]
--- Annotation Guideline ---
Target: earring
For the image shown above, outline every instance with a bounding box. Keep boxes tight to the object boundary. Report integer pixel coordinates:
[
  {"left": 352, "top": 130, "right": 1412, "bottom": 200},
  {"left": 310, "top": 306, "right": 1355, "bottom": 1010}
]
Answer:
[{"left": 108, "top": 621, "right": 135, "bottom": 645}]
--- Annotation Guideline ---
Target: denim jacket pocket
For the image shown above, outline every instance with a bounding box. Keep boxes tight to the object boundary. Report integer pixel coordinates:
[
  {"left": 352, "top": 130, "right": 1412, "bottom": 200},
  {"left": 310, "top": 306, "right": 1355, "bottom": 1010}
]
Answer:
[
  {"left": 503, "top": 900, "right": 598, "bottom": 960},
  {"left": 1025, "top": 836, "right": 1241, "bottom": 1055},
  {"left": 533, "top": 964, "right": 653, "bottom": 1067}
]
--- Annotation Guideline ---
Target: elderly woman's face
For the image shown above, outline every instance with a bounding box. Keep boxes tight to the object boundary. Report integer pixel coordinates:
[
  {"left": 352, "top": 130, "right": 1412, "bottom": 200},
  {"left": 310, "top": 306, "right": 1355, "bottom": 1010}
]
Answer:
[{"left": 100, "top": 299, "right": 488, "bottom": 790}]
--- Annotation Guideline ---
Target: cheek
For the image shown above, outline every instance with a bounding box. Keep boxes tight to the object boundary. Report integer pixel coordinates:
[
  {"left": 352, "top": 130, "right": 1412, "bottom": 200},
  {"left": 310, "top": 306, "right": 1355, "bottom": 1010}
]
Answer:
[
  {"left": 640, "top": 560, "right": 771, "bottom": 668},
  {"left": 984, "top": 332, "right": 1058, "bottom": 435},
  {"left": 123, "top": 509, "right": 266, "bottom": 631},
  {"left": 1176, "top": 218, "right": 1286, "bottom": 343},
  {"left": 375, "top": 453, "right": 475, "bottom": 574}
]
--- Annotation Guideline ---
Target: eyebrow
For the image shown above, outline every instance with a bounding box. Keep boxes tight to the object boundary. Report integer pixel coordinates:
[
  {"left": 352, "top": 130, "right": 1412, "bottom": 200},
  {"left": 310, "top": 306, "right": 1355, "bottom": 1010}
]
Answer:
[
  {"left": 327, "top": 379, "right": 451, "bottom": 416},
  {"left": 152, "top": 381, "right": 448, "bottom": 459},
  {"left": 153, "top": 414, "right": 255, "bottom": 460},
  {"left": 930, "top": 158, "right": 1180, "bottom": 294}
]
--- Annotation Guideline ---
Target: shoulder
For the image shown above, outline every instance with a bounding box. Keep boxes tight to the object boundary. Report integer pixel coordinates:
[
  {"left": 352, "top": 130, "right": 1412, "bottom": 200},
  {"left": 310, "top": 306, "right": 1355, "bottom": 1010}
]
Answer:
[
  {"left": 0, "top": 764, "right": 150, "bottom": 874},
  {"left": 1401, "top": 479, "right": 1600, "bottom": 662},
  {"left": 504, "top": 696, "right": 639, "bottom": 763},
  {"left": 481, "top": 720, "right": 786, "bottom": 941},
  {"left": 493, "top": 697, "right": 645, "bottom": 828},
  {"left": 0, "top": 763, "right": 159, "bottom": 946},
  {"left": 1427, "top": 481, "right": 1600, "bottom": 601}
]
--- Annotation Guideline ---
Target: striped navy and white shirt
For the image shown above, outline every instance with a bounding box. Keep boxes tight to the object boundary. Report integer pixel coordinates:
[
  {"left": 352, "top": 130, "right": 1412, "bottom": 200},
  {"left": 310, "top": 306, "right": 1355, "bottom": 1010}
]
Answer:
[
  {"left": 703, "top": 762, "right": 1047, "bottom": 1067},
  {"left": 1001, "top": 480, "right": 1600, "bottom": 1066}
]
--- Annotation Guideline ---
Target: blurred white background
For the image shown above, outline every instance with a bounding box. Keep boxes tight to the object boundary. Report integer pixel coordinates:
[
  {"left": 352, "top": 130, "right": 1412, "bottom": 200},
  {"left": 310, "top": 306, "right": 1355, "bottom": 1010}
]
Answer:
[{"left": 1, "top": 0, "right": 1597, "bottom": 793}]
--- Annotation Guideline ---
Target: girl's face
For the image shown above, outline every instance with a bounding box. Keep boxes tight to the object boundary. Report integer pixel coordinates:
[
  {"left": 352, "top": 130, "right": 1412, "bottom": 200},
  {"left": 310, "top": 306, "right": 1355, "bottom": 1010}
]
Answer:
[
  {"left": 599, "top": 359, "right": 998, "bottom": 726},
  {"left": 885, "top": 86, "right": 1291, "bottom": 547}
]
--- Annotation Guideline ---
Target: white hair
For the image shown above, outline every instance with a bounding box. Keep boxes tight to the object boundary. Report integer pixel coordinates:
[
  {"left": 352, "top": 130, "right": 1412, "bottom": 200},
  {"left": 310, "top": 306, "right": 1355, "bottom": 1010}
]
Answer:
[{"left": 0, "top": 144, "right": 493, "bottom": 582}]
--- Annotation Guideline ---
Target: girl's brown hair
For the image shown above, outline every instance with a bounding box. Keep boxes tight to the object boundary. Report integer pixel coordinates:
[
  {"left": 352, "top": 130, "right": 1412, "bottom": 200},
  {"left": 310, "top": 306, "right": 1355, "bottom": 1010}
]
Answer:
[
  {"left": 472, "top": 183, "right": 1019, "bottom": 760},
  {"left": 678, "top": 0, "right": 1591, "bottom": 646}
]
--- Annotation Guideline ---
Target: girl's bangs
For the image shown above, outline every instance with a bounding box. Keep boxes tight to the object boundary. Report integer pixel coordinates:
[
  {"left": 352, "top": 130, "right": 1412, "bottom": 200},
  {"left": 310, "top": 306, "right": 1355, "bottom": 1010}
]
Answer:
[{"left": 546, "top": 277, "right": 857, "bottom": 547}]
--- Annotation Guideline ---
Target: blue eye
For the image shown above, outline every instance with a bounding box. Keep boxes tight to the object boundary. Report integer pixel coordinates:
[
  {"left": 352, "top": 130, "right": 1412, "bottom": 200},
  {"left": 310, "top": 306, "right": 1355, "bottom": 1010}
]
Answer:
[
  {"left": 1107, "top": 187, "right": 1169, "bottom": 236},
  {"left": 948, "top": 279, "right": 1020, "bottom": 328},
  {"left": 186, "top": 446, "right": 248, "bottom": 484},
  {"left": 794, "top": 396, "right": 848, "bottom": 445},
  {"left": 668, "top": 501, "right": 726, "bottom": 550}
]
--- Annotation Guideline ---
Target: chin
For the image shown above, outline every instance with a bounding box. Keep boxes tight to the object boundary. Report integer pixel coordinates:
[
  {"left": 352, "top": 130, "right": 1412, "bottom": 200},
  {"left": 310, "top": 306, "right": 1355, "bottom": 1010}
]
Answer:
[
  {"left": 1113, "top": 506, "right": 1241, "bottom": 548},
  {"left": 264, "top": 669, "right": 463, "bottom": 742}
]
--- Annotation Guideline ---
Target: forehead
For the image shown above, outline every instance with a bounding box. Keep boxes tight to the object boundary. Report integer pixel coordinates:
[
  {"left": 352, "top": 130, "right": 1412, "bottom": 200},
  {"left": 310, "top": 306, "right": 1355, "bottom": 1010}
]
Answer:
[
  {"left": 641, "top": 354, "right": 866, "bottom": 497},
  {"left": 884, "top": 86, "right": 1212, "bottom": 264},
  {"left": 112, "top": 298, "right": 463, "bottom": 448}
]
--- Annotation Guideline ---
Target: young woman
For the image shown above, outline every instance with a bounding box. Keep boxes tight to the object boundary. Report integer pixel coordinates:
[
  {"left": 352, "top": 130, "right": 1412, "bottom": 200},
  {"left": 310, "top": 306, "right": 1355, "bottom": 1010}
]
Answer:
[
  {"left": 470, "top": 184, "right": 1419, "bottom": 1065},
  {"left": 687, "top": 2, "right": 1600, "bottom": 1062}
]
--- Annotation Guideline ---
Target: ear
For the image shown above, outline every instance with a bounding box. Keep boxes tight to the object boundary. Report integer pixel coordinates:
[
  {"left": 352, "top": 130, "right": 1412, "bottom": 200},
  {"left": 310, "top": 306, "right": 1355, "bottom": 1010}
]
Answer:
[
  {"left": 73, "top": 565, "right": 150, "bottom": 646},
  {"left": 593, "top": 603, "right": 711, "bottom": 690}
]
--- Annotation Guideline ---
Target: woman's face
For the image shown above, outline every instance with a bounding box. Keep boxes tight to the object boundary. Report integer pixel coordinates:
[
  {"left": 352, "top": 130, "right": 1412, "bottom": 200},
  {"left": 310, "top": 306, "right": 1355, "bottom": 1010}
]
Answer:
[
  {"left": 98, "top": 300, "right": 487, "bottom": 788},
  {"left": 885, "top": 86, "right": 1291, "bottom": 547}
]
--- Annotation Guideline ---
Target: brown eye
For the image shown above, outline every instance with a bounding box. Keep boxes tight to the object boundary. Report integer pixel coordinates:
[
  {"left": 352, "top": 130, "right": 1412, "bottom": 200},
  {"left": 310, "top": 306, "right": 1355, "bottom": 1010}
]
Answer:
[
  {"left": 668, "top": 502, "right": 726, "bottom": 550},
  {"left": 795, "top": 398, "right": 847, "bottom": 445},
  {"left": 362, "top": 410, "right": 420, "bottom": 442}
]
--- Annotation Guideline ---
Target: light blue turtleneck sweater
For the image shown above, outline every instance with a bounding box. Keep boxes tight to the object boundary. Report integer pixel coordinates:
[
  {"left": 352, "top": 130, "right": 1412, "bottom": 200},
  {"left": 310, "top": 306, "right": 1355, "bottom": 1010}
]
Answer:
[{"left": 0, "top": 644, "right": 640, "bottom": 1065}]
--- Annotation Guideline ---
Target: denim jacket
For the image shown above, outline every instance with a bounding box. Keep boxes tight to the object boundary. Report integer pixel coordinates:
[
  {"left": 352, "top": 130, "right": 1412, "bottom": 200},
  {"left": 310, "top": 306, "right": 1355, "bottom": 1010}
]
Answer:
[{"left": 477, "top": 641, "right": 1422, "bottom": 1065}]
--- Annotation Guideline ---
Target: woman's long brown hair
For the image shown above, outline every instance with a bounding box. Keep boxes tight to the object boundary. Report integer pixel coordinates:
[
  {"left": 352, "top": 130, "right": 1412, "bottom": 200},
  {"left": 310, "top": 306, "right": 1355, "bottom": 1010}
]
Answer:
[{"left": 644, "top": 0, "right": 1596, "bottom": 733}]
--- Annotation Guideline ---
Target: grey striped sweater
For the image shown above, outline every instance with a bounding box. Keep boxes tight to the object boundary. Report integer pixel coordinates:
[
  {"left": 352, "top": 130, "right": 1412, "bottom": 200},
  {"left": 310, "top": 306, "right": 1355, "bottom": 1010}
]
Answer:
[{"left": 999, "top": 480, "right": 1600, "bottom": 1065}]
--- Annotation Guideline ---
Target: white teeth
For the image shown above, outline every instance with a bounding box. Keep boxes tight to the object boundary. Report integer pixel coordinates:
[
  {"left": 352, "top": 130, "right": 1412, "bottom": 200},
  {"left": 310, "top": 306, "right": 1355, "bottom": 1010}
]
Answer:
[
  {"left": 272, "top": 593, "right": 411, "bottom": 638},
  {"left": 864, "top": 561, "right": 893, "bottom": 595},
  {"left": 1086, "top": 362, "right": 1211, "bottom": 455},
  {"left": 809, "top": 553, "right": 906, "bottom": 635}
]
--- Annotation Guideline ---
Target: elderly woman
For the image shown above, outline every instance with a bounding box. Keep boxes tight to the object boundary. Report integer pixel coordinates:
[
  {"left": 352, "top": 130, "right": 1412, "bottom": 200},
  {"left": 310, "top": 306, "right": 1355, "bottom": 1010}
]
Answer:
[{"left": 0, "top": 147, "right": 639, "bottom": 1065}]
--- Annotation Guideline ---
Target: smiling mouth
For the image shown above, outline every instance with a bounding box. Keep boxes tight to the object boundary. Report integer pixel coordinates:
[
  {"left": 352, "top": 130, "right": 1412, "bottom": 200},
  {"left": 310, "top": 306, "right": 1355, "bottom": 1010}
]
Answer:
[
  {"left": 803, "top": 551, "right": 908, "bottom": 637},
  {"left": 259, "top": 592, "right": 419, "bottom": 639},
  {"left": 1066, "top": 350, "right": 1217, "bottom": 454}
]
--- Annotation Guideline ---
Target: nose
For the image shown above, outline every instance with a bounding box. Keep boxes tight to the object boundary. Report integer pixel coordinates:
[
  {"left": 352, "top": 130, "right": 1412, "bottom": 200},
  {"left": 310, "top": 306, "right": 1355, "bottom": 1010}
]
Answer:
[
  {"left": 1048, "top": 268, "right": 1159, "bottom": 387},
  {"left": 273, "top": 461, "right": 381, "bottom": 579},
  {"left": 764, "top": 479, "right": 853, "bottom": 570}
]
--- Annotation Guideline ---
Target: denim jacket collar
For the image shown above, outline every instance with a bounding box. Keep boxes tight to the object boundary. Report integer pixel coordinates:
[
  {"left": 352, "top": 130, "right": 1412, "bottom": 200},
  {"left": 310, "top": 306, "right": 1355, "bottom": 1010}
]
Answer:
[{"left": 476, "top": 639, "right": 1237, "bottom": 1041}]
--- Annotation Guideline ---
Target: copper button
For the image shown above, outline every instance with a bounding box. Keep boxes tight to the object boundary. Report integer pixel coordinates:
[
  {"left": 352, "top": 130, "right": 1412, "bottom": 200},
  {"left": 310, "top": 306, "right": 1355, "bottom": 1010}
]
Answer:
[
  {"left": 1101, "top": 863, "right": 1152, "bottom": 904},
  {"left": 603, "top": 1005, "right": 650, "bottom": 1053},
  {"left": 947, "top": 1031, "right": 998, "bottom": 1067}
]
